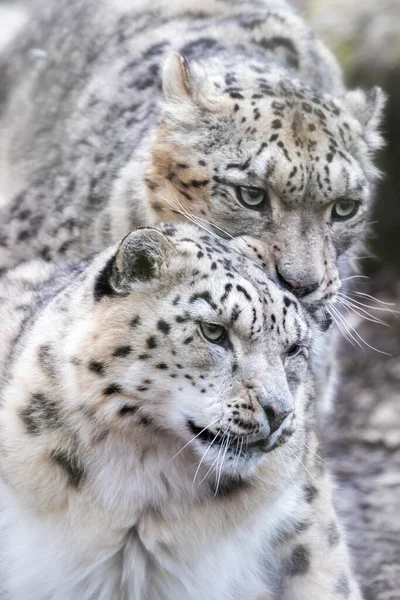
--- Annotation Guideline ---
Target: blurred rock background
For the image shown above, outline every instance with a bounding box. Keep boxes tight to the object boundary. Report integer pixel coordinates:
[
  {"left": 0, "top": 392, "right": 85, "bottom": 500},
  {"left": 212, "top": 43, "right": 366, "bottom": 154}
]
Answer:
[{"left": 0, "top": 0, "right": 399, "bottom": 598}]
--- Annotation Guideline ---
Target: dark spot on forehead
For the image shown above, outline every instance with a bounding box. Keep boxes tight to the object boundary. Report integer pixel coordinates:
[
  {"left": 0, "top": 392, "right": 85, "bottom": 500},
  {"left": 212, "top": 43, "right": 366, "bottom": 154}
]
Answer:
[
  {"left": 89, "top": 361, "right": 105, "bottom": 374},
  {"left": 236, "top": 284, "right": 252, "bottom": 302},
  {"left": 147, "top": 336, "right": 157, "bottom": 349},
  {"left": 113, "top": 345, "right": 132, "bottom": 357},
  {"left": 130, "top": 316, "right": 141, "bottom": 328},
  {"left": 189, "top": 291, "right": 217, "bottom": 310},
  {"left": 119, "top": 404, "right": 138, "bottom": 415},
  {"left": 104, "top": 384, "right": 123, "bottom": 395},
  {"left": 157, "top": 320, "right": 170, "bottom": 334},
  {"left": 272, "top": 119, "right": 282, "bottom": 129},
  {"left": 181, "top": 37, "right": 221, "bottom": 59},
  {"left": 175, "top": 314, "right": 189, "bottom": 323}
]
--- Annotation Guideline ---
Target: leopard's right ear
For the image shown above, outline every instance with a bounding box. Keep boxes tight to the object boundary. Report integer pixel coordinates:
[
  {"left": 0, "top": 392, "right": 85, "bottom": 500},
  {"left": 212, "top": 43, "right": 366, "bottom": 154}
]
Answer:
[
  {"left": 94, "top": 228, "right": 176, "bottom": 300},
  {"left": 162, "top": 52, "right": 195, "bottom": 101}
]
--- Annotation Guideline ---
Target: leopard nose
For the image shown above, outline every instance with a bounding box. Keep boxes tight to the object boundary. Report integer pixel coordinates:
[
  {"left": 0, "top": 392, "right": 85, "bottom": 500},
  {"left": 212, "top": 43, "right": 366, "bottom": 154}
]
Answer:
[
  {"left": 276, "top": 266, "right": 321, "bottom": 298},
  {"left": 263, "top": 402, "right": 293, "bottom": 435}
]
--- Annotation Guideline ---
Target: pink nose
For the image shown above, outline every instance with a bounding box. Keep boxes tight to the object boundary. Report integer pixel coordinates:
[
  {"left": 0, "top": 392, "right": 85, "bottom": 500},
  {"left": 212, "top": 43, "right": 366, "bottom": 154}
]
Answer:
[{"left": 276, "top": 268, "right": 321, "bottom": 298}]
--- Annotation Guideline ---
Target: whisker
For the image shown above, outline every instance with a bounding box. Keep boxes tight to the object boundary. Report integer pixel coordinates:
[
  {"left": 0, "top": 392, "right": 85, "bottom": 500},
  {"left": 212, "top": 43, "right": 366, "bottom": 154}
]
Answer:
[
  {"left": 336, "top": 297, "right": 389, "bottom": 327},
  {"left": 286, "top": 446, "right": 326, "bottom": 495},
  {"left": 349, "top": 291, "right": 399, "bottom": 318},
  {"left": 327, "top": 307, "right": 358, "bottom": 348},
  {"left": 291, "top": 438, "right": 329, "bottom": 467},
  {"left": 331, "top": 305, "right": 391, "bottom": 356},
  {"left": 198, "top": 428, "right": 229, "bottom": 486},
  {"left": 329, "top": 305, "right": 364, "bottom": 349},
  {"left": 169, "top": 418, "right": 219, "bottom": 462},
  {"left": 211, "top": 431, "right": 229, "bottom": 487},
  {"left": 279, "top": 448, "right": 296, "bottom": 487},
  {"left": 352, "top": 291, "right": 396, "bottom": 307},
  {"left": 233, "top": 435, "right": 241, "bottom": 470},
  {"left": 238, "top": 437, "right": 244, "bottom": 468},
  {"left": 192, "top": 429, "right": 221, "bottom": 487},
  {"left": 191, "top": 213, "right": 235, "bottom": 240},
  {"left": 341, "top": 275, "right": 369, "bottom": 282},
  {"left": 339, "top": 255, "right": 376, "bottom": 263},
  {"left": 214, "top": 434, "right": 231, "bottom": 497},
  {"left": 339, "top": 291, "right": 398, "bottom": 314},
  {"left": 160, "top": 191, "right": 232, "bottom": 247}
]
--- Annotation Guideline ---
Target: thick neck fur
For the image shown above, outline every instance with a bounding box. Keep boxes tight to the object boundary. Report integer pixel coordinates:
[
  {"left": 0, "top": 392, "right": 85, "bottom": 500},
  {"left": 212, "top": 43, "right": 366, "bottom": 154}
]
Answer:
[{"left": 0, "top": 308, "right": 310, "bottom": 600}]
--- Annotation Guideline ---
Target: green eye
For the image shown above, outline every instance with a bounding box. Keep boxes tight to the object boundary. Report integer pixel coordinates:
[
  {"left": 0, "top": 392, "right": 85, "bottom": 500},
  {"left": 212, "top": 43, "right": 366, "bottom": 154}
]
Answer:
[
  {"left": 199, "top": 323, "right": 227, "bottom": 345},
  {"left": 236, "top": 186, "right": 267, "bottom": 210},
  {"left": 331, "top": 199, "right": 359, "bottom": 220}
]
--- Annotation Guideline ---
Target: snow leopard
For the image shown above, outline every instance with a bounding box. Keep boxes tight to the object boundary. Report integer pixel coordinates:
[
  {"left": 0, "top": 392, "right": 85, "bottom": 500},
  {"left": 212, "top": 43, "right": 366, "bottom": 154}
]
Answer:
[
  {"left": 0, "top": 0, "right": 384, "bottom": 311},
  {"left": 0, "top": 222, "right": 362, "bottom": 600}
]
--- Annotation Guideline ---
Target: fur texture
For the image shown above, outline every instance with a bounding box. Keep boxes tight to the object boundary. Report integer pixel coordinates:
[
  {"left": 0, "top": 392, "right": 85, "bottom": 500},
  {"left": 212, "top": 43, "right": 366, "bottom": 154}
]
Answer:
[
  {"left": 0, "top": 223, "right": 362, "bottom": 599},
  {"left": 0, "top": 0, "right": 385, "bottom": 309}
]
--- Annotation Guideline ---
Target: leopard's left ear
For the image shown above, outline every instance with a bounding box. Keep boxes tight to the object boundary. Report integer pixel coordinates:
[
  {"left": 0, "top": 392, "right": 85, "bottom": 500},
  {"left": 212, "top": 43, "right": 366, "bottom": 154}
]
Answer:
[
  {"left": 344, "top": 86, "right": 386, "bottom": 150},
  {"left": 162, "top": 52, "right": 196, "bottom": 102},
  {"left": 94, "top": 229, "right": 177, "bottom": 299}
]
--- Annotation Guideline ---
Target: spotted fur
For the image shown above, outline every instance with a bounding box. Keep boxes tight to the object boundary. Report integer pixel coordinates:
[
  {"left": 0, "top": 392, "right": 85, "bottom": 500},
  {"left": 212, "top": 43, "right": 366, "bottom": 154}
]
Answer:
[
  {"left": 0, "top": 0, "right": 384, "bottom": 309},
  {"left": 0, "top": 223, "right": 362, "bottom": 599}
]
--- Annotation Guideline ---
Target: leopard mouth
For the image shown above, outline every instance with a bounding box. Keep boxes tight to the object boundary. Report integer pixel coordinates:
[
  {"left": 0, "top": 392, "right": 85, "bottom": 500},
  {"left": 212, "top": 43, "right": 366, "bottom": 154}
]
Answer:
[
  {"left": 188, "top": 420, "right": 234, "bottom": 448},
  {"left": 187, "top": 420, "right": 286, "bottom": 455}
]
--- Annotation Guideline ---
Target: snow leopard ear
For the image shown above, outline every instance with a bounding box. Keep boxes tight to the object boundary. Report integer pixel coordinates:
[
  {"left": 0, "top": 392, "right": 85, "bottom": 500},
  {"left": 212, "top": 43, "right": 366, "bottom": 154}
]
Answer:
[
  {"left": 115, "top": 228, "right": 176, "bottom": 286},
  {"left": 344, "top": 86, "right": 386, "bottom": 150},
  {"left": 95, "top": 229, "right": 176, "bottom": 299},
  {"left": 162, "top": 52, "right": 195, "bottom": 101}
]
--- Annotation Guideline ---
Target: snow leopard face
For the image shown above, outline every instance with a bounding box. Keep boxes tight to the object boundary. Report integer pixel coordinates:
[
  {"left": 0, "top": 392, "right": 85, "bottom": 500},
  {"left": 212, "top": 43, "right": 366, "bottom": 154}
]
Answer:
[
  {"left": 146, "top": 53, "right": 385, "bottom": 309},
  {"left": 4, "top": 224, "right": 317, "bottom": 492},
  {"left": 68, "top": 224, "right": 313, "bottom": 477}
]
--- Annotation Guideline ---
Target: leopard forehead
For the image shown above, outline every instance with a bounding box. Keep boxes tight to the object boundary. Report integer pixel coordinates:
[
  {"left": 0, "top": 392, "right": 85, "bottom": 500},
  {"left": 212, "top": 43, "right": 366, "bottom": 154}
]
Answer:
[
  {"left": 89, "top": 222, "right": 310, "bottom": 349},
  {"left": 195, "top": 84, "right": 367, "bottom": 204},
  {"left": 156, "top": 65, "right": 374, "bottom": 210},
  {"left": 160, "top": 222, "right": 302, "bottom": 304}
]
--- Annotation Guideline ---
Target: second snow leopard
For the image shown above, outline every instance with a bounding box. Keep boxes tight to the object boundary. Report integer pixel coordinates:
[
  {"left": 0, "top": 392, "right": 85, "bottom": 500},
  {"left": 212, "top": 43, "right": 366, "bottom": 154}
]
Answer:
[
  {"left": 0, "top": 223, "right": 362, "bottom": 600},
  {"left": 0, "top": 0, "right": 385, "bottom": 310}
]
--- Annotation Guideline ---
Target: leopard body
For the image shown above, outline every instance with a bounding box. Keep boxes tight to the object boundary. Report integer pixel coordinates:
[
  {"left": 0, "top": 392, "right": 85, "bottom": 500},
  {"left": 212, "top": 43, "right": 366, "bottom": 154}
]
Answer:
[{"left": 0, "top": 223, "right": 362, "bottom": 599}]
